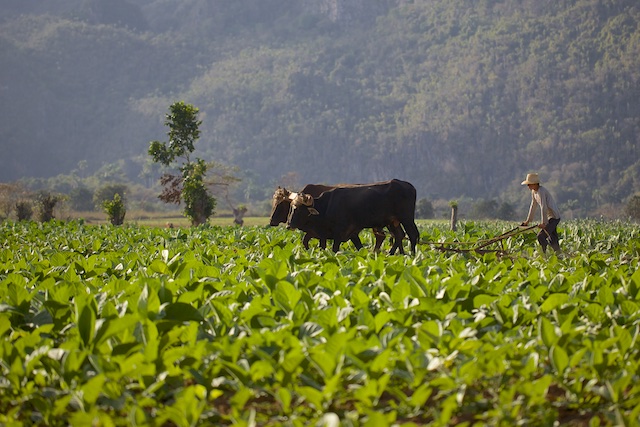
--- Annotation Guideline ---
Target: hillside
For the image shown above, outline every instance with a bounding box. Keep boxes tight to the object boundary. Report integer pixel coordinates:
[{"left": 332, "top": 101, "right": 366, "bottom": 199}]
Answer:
[{"left": 1, "top": 0, "right": 639, "bottom": 215}]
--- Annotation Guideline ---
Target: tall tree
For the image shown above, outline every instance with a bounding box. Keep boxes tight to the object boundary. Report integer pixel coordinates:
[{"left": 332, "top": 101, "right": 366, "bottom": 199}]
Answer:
[{"left": 148, "top": 102, "right": 216, "bottom": 225}]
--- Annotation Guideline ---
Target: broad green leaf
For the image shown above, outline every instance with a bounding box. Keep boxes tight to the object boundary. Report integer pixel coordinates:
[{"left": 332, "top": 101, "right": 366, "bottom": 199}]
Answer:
[
  {"left": 281, "top": 346, "right": 305, "bottom": 374},
  {"left": 358, "top": 308, "right": 375, "bottom": 332},
  {"left": 277, "top": 388, "right": 292, "bottom": 414},
  {"left": 162, "top": 302, "right": 204, "bottom": 322},
  {"left": 310, "top": 348, "right": 335, "bottom": 378},
  {"left": 540, "top": 293, "right": 569, "bottom": 313},
  {"left": 374, "top": 311, "right": 392, "bottom": 333},
  {"left": 539, "top": 316, "right": 558, "bottom": 348},
  {"left": 550, "top": 345, "right": 569, "bottom": 375},
  {"left": 350, "top": 287, "right": 370, "bottom": 308},
  {"left": 274, "top": 281, "right": 301, "bottom": 313},
  {"left": 149, "top": 259, "right": 169, "bottom": 274},
  {"left": 583, "top": 303, "right": 605, "bottom": 323},
  {"left": 230, "top": 387, "right": 253, "bottom": 413},
  {"left": 81, "top": 374, "right": 106, "bottom": 405},
  {"left": 390, "top": 281, "right": 410, "bottom": 306},
  {"left": 296, "top": 386, "right": 323, "bottom": 410},
  {"left": 138, "top": 285, "right": 160, "bottom": 319},
  {"left": 613, "top": 326, "right": 632, "bottom": 354},
  {"left": 250, "top": 360, "right": 274, "bottom": 382},
  {"left": 93, "top": 315, "right": 138, "bottom": 347},
  {"left": 473, "top": 294, "right": 495, "bottom": 309},
  {"left": 620, "top": 300, "right": 639, "bottom": 317},
  {"left": 210, "top": 300, "right": 234, "bottom": 326},
  {"left": 76, "top": 301, "right": 96, "bottom": 348},
  {"left": 597, "top": 286, "right": 615, "bottom": 306},
  {"left": 0, "top": 315, "right": 10, "bottom": 337},
  {"left": 364, "top": 411, "right": 389, "bottom": 427},
  {"left": 409, "top": 382, "right": 432, "bottom": 407},
  {"left": 369, "top": 348, "right": 392, "bottom": 374}
]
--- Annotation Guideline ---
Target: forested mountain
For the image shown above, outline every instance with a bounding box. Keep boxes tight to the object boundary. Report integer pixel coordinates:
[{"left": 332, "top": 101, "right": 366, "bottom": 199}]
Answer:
[{"left": 2, "top": 0, "right": 639, "bottom": 215}]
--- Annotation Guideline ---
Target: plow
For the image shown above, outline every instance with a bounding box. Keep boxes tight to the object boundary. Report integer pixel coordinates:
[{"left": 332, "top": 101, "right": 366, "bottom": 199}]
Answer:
[{"left": 422, "top": 225, "right": 539, "bottom": 256}]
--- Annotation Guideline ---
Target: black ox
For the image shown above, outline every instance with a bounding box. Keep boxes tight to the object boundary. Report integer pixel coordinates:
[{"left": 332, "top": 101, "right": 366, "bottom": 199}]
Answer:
[
  {"left": 286, "top": 179, "right": 419, "bottom": 254},
  {"left": 269, "top": 184, "right": 388, "bottom": 251}
]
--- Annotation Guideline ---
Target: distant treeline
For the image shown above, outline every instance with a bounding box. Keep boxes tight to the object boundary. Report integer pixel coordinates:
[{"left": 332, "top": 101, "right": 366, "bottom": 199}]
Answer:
[{"left": 1, "top": 0, "right": 639, "bottom": 217}]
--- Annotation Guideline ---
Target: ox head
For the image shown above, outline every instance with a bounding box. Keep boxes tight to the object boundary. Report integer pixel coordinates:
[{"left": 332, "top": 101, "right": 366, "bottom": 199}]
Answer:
[
  {"left": 269, "top": 186, "right": 293, "bottom": 226},
  {"left": 287, "top": 192, "right": 319, "bottom": 230}
]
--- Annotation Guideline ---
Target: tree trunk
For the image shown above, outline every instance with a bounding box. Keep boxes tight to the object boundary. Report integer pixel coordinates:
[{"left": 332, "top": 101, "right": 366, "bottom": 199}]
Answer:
[{"left": 450, "top": 205, "right": 458, "bottom": 231}]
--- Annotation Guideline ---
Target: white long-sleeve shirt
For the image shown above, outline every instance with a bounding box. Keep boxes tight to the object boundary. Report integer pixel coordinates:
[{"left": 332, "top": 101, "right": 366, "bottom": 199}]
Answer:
[{"left": 525, "top": 185, "right": 561, "bottom": 225}]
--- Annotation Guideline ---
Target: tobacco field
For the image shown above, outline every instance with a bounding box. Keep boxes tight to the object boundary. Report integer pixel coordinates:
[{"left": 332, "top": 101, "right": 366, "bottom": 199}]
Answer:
[{"left": 1, "top": 219, "right": 639, "bottom": 426}]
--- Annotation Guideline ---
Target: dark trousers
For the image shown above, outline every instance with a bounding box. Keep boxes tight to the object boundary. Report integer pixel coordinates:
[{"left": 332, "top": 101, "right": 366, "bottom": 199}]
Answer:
[{"left": 538, "top": 217, "right": 561, "bottom": 253}]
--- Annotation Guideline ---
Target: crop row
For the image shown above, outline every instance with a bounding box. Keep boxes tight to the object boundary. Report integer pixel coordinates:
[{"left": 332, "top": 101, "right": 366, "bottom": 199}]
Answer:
[{"left": 0, "top": 219, "right": 639, "bottom": 426}]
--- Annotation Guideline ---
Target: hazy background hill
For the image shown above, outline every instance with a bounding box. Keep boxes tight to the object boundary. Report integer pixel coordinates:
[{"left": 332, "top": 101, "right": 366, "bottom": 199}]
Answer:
[{"left": 2, "top": 0, "right": 639, "bottom": 216}]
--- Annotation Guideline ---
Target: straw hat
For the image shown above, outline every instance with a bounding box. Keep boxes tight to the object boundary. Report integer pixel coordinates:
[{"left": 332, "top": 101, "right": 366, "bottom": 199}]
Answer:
[{"left": 521, "top": 173, "right": 540, "bottom": 185}]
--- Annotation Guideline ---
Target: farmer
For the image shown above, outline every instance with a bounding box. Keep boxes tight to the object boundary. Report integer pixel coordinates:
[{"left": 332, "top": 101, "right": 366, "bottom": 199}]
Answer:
[{"left": 520, "top": 173, "right": 562, "bottom": 254}]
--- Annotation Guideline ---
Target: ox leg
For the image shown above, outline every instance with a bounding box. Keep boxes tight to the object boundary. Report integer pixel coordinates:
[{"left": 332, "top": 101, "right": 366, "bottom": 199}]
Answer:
[
  {"left": 402, "top": 221, "right": 420, "bottom": 254},
  {"left": 302, "top": 233, "right": 312, "bottom": 249},
  {"left": 349, "top": 234, "right": 364, "bottom": 250},
  {"left": 319, "top": 238, "right": 327, "bottom": 249},
  {"left": 388, "top": 224, "right": 406, "bottom": 255},
  {"left": 372, "top": 227, "right": 386, "bottom": 252}
]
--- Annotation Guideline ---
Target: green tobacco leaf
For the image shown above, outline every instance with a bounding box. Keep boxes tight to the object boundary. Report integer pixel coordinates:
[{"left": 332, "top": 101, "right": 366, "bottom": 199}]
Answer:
[
  {"left": 149, "top": 259, "right": 169, "bottom": 274},
  {"left": 138, "top": 285, "right": 160, "bottom": 320},
  {"left": 93, "top": 315, "right": 139, "bottom": 347},
  {"left": 210, "top": 300, "right": 234, "bottom": 326},
  {"left": 357, "top": 308, "right": 375, "bottom": 332},
  {"left": 374, "top": 311, "right": 392, "bottom": 333},
  {"left": 162, "top": 302, "right": 204, "bottom": 322},
  {"left": 409, "top": 382, "right": 432, "bottom": 407},
  {"left": 296, "top": 386, "right": 323, "bottom": 410},
  {"left": 540, "top": 293, "right": 569, "bottom": 313},
  {"left": 473, "top": 294, "right": 495, "bottom": 309},
  {"left": 250, "top": 360, "right": 274, "bottom": 382},
  {"left": 277, "top": 388, "right": 292, "bottom": 414},
  {"left": 274, "top": 281, "right": 301, "bottom": 313},
  {"left": 613, "top": 325, "right": 632, "bottom": 354},
  {"left": 350, "top": 287, "right": 370, "bottom": 308},
  {"left": 76, "top": 301, "right": 96, "bottom": 348},
  {"left": 597, "top": 286, "right": 615, "bottom": 306},
  {"left": 539, "top": 316, "right": 559, "bottom": 348},
  {"left": 82, "top": 374, "right": 106, "bottom": 405},
  {"left": 620, "top": 300, "right": 639, "bottom": 317},
  {"left": 550, "top": 345, "right": 569, "bottom": 375},
  {"left": 583, "top": 303, "right": 605, "bottom": 323},
  {"left": 390, "top": 281, "right": 410, "bottom": 306},
  {"left": 364, "top": 411, "right": 389, "bottom": 427}
]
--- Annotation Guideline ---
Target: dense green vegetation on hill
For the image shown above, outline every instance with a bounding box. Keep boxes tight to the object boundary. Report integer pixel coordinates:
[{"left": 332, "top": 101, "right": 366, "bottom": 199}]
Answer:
[{"left": 1, "top": 0, "right": 639, "bottom": 215}]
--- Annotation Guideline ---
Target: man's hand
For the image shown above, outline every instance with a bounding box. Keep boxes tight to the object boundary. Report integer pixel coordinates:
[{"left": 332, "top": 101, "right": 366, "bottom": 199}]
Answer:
[
  {"left": 538, "top": 223, "right": 546, "bottom": 229},
  {"left": 520, "top": 221, "right": 528, "bottom": 226}
]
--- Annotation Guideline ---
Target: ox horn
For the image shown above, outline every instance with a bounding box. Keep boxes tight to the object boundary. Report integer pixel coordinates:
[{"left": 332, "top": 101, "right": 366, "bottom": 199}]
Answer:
[
  {"left": 273, "top": 187, "right": 289, "bottom": 201},
  {"left": 291, "top": 192, "right": 313, "bottom": 207}
]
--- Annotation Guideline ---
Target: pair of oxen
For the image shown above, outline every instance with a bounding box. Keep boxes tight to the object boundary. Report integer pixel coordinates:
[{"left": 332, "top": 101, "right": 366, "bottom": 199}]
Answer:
[{"left": 269, "top": 179, "right": 419, "bottom": 254}]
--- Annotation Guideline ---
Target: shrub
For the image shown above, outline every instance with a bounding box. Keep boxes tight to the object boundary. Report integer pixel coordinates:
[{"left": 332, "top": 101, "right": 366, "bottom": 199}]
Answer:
[
  {"left": 15, "top": 201, "right": 33, "bottom": 221},
  {"left": 93, "top": 184, "right": 127, "bottom": 210},
  {"left": 102, "top": 193, "right": 126, "bottom": 225},
  {"left": 35, "top": 191, "right": 64, "bottom": 222}
]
